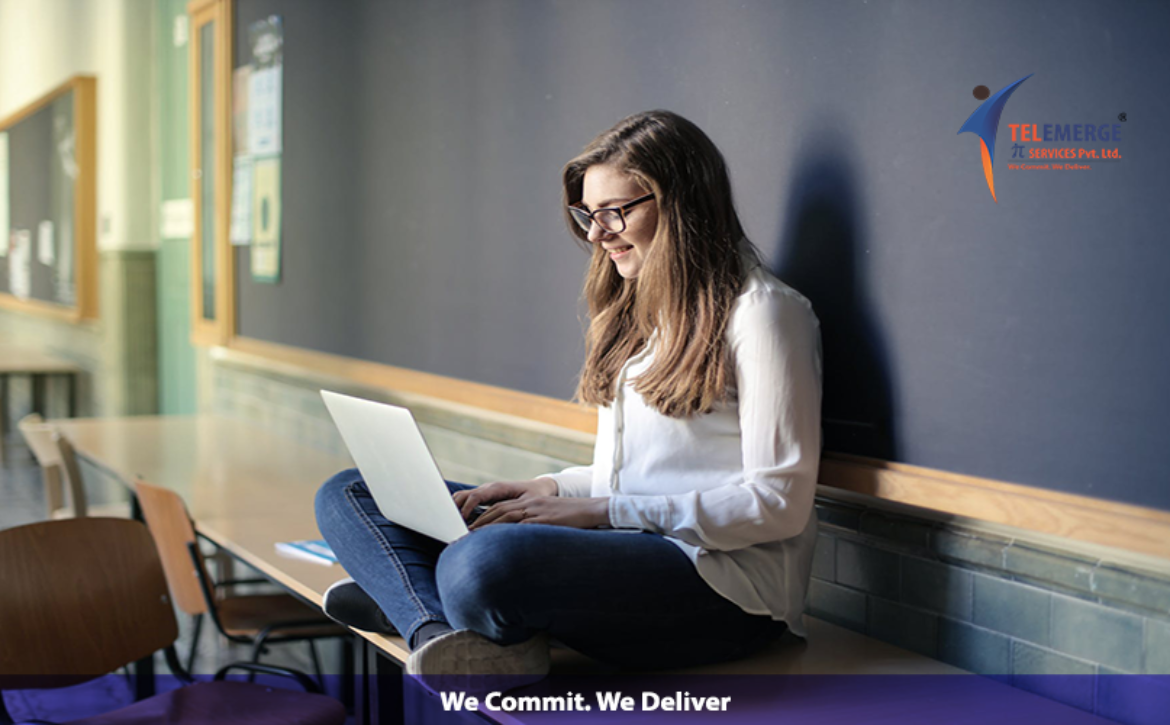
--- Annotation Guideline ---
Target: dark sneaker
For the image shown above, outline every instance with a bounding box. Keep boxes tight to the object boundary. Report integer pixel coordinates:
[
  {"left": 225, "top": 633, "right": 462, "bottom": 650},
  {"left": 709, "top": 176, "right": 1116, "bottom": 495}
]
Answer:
[{"left": 322, "top": 577, "right": 396, "bottom": 634}]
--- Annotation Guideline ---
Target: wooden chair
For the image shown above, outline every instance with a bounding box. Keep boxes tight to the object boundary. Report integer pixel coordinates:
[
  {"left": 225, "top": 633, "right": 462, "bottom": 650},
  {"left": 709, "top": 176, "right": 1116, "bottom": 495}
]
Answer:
[
  {"left": 16, "top": 413, "right": 71, "bottom": 518},
  {"left": 133, "top": 480, "right": 348, "bottom": 679},
  {"left": 0, "top": 517, "right": 345, "bottom": 725},
  {"left": 16, "top": 414, "right": 129, "bottom": 520}
]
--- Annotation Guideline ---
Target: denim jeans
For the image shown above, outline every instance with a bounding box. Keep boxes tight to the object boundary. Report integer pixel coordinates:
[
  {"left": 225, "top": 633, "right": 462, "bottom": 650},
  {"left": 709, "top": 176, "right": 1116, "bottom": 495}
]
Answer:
[{"left": 314, "top": 468, "right": 787, "bottom": 670}]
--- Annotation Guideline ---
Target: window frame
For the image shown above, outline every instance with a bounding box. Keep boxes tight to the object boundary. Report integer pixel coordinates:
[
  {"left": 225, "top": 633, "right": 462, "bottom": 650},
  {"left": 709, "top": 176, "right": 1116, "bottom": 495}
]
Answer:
[{"left": 188, "top": 0, "right": 235, "bottom": 345}]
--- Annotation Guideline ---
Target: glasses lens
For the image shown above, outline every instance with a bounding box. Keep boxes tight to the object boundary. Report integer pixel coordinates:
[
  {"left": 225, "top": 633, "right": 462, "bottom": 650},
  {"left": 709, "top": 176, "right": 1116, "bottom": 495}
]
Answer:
[
  {"left": 568, "top": 207, "right": 592, "bottom": 232},
  {"left": 595, "top": 209, "right": 624, "bottom": 234}
]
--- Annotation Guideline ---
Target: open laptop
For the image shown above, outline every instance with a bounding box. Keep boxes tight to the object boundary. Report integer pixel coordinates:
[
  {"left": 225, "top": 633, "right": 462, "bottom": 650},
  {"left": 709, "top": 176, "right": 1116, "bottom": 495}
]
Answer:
[{"left": 321, "top": 390, "right": 482, "bottom": 543}]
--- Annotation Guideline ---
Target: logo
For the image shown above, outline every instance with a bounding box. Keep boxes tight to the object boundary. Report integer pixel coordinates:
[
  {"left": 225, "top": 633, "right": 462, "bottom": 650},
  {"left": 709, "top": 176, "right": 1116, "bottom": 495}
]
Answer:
[
  {"left": 958, "top": 74, "right": 1032, "bottom": 203},
  {"left": 958, "top": 74, "right": 1124, "bottom": 203}
]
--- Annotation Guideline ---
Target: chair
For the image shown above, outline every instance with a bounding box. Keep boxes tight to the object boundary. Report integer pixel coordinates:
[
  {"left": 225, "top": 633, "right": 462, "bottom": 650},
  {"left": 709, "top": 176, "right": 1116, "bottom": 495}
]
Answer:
[
  {"left": 16, "top": 414, "right": 70, "bottom": 518},
  {"left": 16, "top": 414, "right": 130, "bottom": 520},
  {"left": 0, "top": 517, "right": 345, "bottom": 725},
  {"left": 133, "top": 480, "right": 349, "bottom": 679}
]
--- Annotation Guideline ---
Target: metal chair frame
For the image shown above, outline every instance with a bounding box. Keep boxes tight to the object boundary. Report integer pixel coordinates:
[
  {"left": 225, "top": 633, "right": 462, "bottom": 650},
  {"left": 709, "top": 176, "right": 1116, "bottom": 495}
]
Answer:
[{"left": 187, "top": 538, "right": 332, "bottom": 682}]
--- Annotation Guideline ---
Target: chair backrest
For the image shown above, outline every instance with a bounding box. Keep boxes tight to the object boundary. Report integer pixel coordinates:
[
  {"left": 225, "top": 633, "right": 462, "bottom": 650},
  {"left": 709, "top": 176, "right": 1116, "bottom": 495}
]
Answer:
[
  {"left": 0, "top": 518, "right": 178, "bottom": 683},
  {"left": 17, "top": 414, "right": 66, "bottom": 518},
  {"left": 133, "top": 480, "right": 211, "bottom": 616},
  {"left": 53, "top": 431, "right": 89, "bottom": 518}
]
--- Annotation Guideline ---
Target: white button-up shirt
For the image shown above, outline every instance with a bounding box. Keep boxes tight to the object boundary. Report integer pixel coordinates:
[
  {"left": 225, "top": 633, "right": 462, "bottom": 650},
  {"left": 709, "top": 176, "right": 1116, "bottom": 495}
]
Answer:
[{"left": 543, "top": 262, "right": 823, "bottom": 637}]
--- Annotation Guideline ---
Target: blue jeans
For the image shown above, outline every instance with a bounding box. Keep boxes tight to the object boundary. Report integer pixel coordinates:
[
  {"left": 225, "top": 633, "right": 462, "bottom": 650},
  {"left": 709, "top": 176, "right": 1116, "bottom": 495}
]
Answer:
[{"left": 314, "top": 468, "right": 787, "bottom": 670}]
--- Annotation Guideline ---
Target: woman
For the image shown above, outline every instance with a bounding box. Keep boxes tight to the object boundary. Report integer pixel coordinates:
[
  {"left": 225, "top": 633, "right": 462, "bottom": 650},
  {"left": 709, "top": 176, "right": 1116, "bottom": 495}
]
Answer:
[{"left": 315, "top": 110, "right": 823, "bottom": 680}]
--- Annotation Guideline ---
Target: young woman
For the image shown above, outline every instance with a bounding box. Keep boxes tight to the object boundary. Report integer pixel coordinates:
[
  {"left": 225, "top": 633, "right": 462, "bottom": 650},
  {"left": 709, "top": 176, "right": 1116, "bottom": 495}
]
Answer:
[{"left": 315, "top": 110, "right": 823, "bottom": 680}]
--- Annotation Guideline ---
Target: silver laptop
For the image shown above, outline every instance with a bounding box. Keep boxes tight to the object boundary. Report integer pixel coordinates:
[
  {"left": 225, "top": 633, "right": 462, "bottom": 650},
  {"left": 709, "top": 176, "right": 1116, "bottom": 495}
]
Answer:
[{"left": 321, "top": 390, "right": 474, "bottom": 543}]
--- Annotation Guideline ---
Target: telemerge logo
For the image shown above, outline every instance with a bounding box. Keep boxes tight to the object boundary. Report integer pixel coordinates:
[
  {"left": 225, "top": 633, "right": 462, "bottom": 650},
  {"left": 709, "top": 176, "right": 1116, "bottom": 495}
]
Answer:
[{"left": 957, "top": 74, "right": 1124, "bottom": 203}]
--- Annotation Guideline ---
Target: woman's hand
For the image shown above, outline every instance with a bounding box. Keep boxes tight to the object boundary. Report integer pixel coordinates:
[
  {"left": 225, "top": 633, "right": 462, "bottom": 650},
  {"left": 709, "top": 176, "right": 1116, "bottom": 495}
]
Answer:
[
  {"left": 452, "top": 477, "right": 558, "bottom": 521},
  {"left": 469, "top": 496, "right": 610, "bottom": 530}
]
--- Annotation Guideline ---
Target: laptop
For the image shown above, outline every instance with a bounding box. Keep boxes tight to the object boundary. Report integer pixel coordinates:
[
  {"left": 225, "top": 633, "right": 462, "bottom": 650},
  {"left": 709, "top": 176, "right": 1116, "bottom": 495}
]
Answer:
[{"left": 321, "top": 390, "right": 481, "bottom": 543}]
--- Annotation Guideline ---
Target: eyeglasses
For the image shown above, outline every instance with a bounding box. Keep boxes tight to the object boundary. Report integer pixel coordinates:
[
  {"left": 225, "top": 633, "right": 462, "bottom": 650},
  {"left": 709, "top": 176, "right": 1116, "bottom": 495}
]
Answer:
[{"left": 568, "top": 193, "right": 655, "bottom": 235}]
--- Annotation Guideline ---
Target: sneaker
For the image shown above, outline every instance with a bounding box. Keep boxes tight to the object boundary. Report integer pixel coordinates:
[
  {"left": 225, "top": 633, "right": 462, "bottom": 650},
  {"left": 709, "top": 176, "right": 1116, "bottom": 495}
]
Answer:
[
  {"left": 322, "top": 577, "right": 397, "bottom": 634},
  {"left": 405, "top": 629, "right": 550, "bottom": 693}
]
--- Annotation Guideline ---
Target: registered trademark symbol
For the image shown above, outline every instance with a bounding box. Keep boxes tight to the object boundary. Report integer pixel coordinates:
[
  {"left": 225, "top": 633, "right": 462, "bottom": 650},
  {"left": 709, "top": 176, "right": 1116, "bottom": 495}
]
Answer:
[{"left": 1118, "top": 112, "right": 1127, "bottom": 122}]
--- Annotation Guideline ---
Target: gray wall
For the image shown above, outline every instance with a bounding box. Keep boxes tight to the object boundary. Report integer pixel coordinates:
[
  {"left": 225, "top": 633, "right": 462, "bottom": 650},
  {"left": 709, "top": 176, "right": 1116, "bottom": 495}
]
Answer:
[{"left": 232, "top": 0, "right": 1170, "bottom": 510}]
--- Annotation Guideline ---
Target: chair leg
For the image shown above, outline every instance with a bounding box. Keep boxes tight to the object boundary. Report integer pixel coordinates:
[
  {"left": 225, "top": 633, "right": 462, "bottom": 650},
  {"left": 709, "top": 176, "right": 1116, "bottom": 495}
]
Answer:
[
  {"left": 246, "top": 632, "right": 271, "bottom": 683},
  {"left": 340, "top": 636, "right": 355, "bottom": 712},
  {"left": 307, "top": 639, "right": 324, "bottom": 691},
  {"left": 214, "top": 550, "right": 235, "bottom": 594},
  {"left": 186, "top": 614, "right": 204, "bottom": 674}
]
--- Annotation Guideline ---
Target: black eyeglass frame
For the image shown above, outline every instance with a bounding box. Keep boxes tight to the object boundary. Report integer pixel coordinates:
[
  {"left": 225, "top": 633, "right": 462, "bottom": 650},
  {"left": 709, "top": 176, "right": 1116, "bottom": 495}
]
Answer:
[{"left": 568, "top": 193, "right": 656, "bottom": 236}]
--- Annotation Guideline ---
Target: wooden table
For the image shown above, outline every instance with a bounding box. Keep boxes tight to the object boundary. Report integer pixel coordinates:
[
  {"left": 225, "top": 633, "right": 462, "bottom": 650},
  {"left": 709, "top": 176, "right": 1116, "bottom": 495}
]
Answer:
[
  {"left": 52, "top": 416, "right": 411, "bottom": 657},
  {"left": 0, "top": 348, "right": 81, "bottom": 459}
]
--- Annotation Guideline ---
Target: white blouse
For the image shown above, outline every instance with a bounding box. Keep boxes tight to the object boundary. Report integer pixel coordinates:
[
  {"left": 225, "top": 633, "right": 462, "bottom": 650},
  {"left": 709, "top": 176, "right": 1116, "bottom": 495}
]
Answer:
[{"left": 542, "top": 261, "right": 823, "bottom": 637}]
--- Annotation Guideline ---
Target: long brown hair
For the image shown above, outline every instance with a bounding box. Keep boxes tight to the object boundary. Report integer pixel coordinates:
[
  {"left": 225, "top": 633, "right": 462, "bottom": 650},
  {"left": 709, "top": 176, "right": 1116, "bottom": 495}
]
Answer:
[{"left": 562, "top": 110, "right": 761, "bottom": 418}]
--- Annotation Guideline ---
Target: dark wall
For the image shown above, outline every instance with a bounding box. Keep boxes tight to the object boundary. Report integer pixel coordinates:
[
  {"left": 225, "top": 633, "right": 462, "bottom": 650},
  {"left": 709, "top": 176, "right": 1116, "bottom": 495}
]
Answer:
[{"left": 234, "top": 0, "right": 1170, "bottom": 510}]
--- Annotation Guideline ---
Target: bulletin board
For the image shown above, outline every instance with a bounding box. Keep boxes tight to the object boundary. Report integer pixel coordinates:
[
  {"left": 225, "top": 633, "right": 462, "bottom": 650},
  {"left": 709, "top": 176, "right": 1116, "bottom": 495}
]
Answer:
[{"left": 0, "top": 76, "right": 97, "bottom": 321}]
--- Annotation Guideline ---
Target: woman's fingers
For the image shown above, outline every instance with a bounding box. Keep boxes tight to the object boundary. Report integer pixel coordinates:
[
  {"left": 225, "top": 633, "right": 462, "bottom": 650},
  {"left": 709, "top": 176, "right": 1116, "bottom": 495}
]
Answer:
[
  {"left": 455, "top": 481, "right": 534, "bottom": 520},
  {"left": 452, "top": 489, "right": 478, "bottom": 519},
  {"left": 460, "top": 491, "right": 487, "bottom": 520},
  {"left": 455, "top": 484, "right": 503, "bottom": 519},
  {"left": 469, "top": 499, "right": 528, "bottom": 529}
]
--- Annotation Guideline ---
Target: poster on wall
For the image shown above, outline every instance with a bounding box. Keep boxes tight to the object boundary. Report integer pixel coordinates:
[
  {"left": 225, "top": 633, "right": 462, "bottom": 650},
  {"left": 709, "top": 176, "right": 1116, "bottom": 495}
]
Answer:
[
  {"left": 233, "top": 65, "right": 251, "bottom": 157},
  {"left": 0, "top": 132, "right": 8, "bottom": 258},
  {"left": 54, "top": 216, "right": 74, "bottom": 305},
  {"left": 236, "top": 15, "right": 282, "bottom": 279},
  {"left": 251, "top": 155, "right": 281, "bottom": 282},
  {"left": 9, "top": 229, "right": 31, "bottom": 298},
  {"left": 37, "top": 220, "right": 54, "bottom": 266},
  {"left": 248, "top": 16, "right": 282, "bottom": 156},
  {"left": 230, "top": 66, "right": 253, "bottom": 246},
  {"left": 231, "top": 156, "right": 253, "bottom": 245}
]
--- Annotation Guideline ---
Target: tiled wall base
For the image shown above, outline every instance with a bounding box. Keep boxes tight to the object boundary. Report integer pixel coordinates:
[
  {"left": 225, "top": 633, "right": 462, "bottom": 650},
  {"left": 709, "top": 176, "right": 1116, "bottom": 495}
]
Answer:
[
  {"left": 0, "top": 250, "right": 157, "bottom": 425},
  {"left": 809, "top": 498, "right": 1170, "bottom": 723},
  {"left": 201, "top": 348, "right": 590, "bottom": 484}
]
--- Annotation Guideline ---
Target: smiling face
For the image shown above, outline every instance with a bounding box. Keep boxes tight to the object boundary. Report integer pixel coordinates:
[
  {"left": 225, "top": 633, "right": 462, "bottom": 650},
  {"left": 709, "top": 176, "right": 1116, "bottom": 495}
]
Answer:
[{"left": 580, "top": 164, "right": 659, "bottom": 279}]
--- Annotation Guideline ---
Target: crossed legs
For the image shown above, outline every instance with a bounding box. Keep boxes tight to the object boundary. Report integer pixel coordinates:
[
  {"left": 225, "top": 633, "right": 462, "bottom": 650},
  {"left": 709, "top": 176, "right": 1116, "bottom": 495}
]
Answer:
[{"left": 315, "top": 469, "right": 785, "bottom": 671}]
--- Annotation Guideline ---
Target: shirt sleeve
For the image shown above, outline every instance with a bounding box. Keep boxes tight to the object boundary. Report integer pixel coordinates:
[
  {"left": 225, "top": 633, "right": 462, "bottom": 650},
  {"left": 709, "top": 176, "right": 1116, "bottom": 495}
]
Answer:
[
  {"left": 607, "top": 290, "right": 823, "bottom": 551},
  {"left": 539, "top": 465, "right": 594, "bottom": 498}
]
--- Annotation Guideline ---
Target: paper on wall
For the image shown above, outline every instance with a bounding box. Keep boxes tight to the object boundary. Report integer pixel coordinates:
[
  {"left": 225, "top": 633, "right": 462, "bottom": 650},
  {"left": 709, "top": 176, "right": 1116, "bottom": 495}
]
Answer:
[
  {"left": 230, "top": 157, "right": 253, "bottom": 245},
  {"left": 9, "top": 229, "right": 31, "bottom": 298},
  {"left": 233, "top": 66, "right": 251, "bottom": 158},
  {"left": 37, "top": 220, "right": 54, "bottom": 266},
  {"left": 160, "top": 199, "right": 194, "bottom": 239},
  {"left": 54, "top": 217, "right": 74, "bottom": 305},
  {"left": 250, "top": 155, "right": 281, "bottom": 282},
  {"left": 248, "top": 65, "right": 282, "bottom": 156},
  {"left": 247, "top": 16, "right": 282, "bottom": 156}
]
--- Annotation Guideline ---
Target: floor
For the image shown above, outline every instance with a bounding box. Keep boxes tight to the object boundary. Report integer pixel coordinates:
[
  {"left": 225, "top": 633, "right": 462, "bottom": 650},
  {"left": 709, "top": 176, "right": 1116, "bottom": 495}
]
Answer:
[{"left": 0, "top": 434, "right": 354, "bottom": 722}]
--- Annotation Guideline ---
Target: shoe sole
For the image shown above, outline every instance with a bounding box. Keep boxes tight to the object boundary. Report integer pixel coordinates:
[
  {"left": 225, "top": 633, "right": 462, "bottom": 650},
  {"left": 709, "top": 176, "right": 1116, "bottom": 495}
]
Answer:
[{"left": 405, "top": 630, "right": 550, "bottom": 693}]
